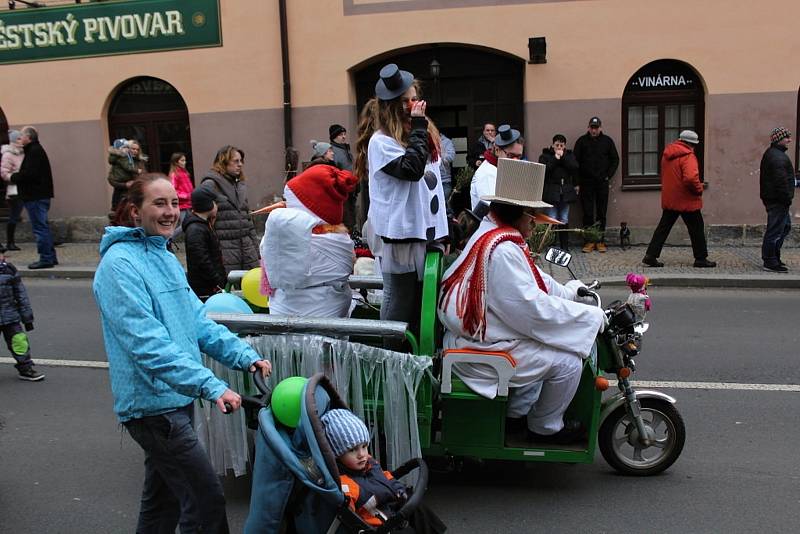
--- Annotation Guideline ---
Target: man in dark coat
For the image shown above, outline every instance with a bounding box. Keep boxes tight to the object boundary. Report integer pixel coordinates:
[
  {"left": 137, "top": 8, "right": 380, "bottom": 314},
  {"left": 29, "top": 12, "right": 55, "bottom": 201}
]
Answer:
[
  {"left": 759, "top": 127, "right": 796, "bottom": 272},
  {"left": 468, "top": 123, "right": 496, "bottom": 169},
  {"left": 329, "top": 124, "right": 357, "bottom": 231},
  {"left": 10, "top": 126, "right": 58, "bottom": 269},
  {"left": 539, "top": 134, "right": 579, "bottom": 250},
  {"left": 573, "top": 116, "right": 619, "bottom": 253}
]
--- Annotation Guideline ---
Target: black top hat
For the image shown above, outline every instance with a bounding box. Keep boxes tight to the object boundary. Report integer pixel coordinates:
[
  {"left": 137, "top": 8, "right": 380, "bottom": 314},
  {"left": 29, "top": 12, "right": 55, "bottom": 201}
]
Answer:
[
  {"left": 494, "top": 124, "right": 521, "bottom": 147},
  {"left": 375, "top": 64, "right": 415, "bottom": 101}
]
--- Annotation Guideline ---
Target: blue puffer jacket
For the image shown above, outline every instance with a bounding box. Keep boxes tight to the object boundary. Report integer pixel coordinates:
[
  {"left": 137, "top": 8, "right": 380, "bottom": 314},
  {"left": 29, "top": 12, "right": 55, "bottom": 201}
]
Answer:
[{"left": 93, "top": 226, "right": 261, "bottom": 423}]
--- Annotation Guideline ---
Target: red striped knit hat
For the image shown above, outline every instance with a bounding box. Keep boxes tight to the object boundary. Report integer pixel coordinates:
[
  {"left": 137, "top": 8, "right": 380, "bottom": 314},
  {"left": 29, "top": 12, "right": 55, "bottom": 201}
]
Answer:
[
  {"left": 770, "top": 127, "right": 791, "bottom": 144},
  {"left": 286, "top": 165, "right": 358, "bottom": 225}
]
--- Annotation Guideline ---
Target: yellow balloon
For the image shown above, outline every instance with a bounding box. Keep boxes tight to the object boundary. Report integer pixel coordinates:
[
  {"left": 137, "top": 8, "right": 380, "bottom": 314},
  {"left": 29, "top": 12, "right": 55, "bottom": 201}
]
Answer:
[{"left": 241, "top": 268, "right": 269, "bottom": 308}]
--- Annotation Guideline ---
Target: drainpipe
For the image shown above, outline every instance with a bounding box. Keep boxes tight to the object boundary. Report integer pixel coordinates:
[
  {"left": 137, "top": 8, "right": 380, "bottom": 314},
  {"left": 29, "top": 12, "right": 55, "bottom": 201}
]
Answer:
[{"left": 278, "top": 0, "right": 293, "bottom": 150}]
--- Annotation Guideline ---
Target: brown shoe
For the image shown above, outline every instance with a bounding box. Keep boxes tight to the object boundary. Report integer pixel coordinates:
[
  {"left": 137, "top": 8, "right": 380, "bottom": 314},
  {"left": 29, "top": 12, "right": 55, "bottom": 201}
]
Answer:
[
  {"left": 582, "top": 242, "right": 595, "bottom": 253},
  {"left": 596, "top": 242, "right": 607, "bottom": 253}
]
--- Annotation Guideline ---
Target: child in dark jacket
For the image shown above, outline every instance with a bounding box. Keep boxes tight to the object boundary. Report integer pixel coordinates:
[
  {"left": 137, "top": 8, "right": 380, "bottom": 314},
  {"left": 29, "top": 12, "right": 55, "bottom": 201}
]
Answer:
[
  {"left": 0, "top": 255, "right": 44, "bottom": 381},
  {"left": 182, "top": 188, "right": 227, "bottom": 300},
  {"left": 321, "top": 409, "right": 446, "bottom": 533}
]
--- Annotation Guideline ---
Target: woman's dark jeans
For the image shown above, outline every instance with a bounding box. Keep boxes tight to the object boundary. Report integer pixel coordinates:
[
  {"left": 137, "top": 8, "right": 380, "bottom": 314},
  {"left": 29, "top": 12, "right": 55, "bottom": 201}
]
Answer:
[{"left": 124, "top": 404, "right": 229, "bottom": 534}]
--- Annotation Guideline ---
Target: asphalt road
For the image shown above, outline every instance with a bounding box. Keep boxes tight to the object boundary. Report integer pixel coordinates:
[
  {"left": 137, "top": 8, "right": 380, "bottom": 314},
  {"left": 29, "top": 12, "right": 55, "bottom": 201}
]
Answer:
[{"left": 1, "top": 281, "right": 799, "bottom": 532}]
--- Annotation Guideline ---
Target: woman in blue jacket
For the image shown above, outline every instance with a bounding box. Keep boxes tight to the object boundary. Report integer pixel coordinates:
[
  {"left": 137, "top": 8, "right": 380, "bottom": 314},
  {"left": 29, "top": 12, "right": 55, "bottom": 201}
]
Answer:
[{"left": 93, "top": 173, "right": 271, "bottom": 533}]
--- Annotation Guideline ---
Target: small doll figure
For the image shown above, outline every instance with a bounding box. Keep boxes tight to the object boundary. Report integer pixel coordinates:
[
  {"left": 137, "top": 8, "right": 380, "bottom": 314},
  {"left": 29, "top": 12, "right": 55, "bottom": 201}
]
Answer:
[{"left": 625, "top": 272, "right": 651, "bottom": 321}]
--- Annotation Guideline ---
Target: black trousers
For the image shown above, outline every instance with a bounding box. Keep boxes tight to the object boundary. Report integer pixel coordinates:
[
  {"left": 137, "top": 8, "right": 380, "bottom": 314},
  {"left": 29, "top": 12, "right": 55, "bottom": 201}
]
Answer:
[
  {"left": 645, "top": 209, "right": 708, "bottom": 260},
  {"left": 580, "top": 182, "right": 609, "bottom": 234}
]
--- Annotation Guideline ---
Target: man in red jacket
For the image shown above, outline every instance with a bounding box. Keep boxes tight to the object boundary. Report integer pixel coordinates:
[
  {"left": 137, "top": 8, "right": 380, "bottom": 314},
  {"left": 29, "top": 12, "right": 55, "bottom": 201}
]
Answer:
[{"left": 642, "top": 130, "right": 716, "bottom": 268}]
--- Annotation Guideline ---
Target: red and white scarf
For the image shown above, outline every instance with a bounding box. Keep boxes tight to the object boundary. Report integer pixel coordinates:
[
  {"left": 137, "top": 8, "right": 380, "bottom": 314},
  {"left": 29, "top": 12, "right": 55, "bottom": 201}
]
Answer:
[{"left": 439, "top": 226, "right": 548, "bottom": 340}]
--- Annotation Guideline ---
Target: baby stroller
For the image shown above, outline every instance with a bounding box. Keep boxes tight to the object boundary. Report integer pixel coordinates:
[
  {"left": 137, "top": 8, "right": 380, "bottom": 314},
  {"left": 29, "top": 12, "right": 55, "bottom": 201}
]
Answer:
[{"left": 244, "top": 372, "right": 437, "bottom": 534}]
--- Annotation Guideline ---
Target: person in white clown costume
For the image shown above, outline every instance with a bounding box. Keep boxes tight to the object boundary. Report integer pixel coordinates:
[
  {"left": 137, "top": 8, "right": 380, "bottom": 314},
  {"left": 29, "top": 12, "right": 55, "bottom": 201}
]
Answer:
[
  {"left": 469, "top": 124, "right": 525, "bottom": 211},
  {"left": 438, "top": 159, "right": 606, "bottom": 443},
  {"left": 354, "top": 63, "right": 448, "bottom": 325},
  {"left": 256, "top": 165, "right": 358, "bottom": 318}
]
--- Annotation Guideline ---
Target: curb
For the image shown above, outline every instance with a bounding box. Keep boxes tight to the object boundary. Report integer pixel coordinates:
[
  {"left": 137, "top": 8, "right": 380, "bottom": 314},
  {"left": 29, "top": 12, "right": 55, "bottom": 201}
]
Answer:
[
  {"left": 18, "top": 268, "right": 800, "bottom": 289},
  {"left": 19, "top": 268, "right": 96, "bottom": 279},
  {"left": 598, "top": 273, "right": 800, "bottom": 289}
]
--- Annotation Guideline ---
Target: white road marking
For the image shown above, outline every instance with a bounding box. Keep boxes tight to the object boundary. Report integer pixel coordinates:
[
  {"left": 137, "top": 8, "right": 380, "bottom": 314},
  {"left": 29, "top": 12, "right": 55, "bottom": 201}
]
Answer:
[
  {"left": 624, "top": 380, "right": 800, "bottom": 392},
  {"left": 2, "top": 359, "right": 799, "bottom": 392},
  {"left": 0, "top": 357, "right": 109, "bottom": 369}
]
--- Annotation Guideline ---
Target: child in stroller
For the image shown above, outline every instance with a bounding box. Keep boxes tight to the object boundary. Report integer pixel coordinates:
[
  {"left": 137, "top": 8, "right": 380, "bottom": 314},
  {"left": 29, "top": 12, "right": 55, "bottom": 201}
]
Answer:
[
  {"left": 244, "top": 373, "right": 446, "bottom": 534},
  {"left": 321, "top": 408, "right": 445, "bottom": 532}
]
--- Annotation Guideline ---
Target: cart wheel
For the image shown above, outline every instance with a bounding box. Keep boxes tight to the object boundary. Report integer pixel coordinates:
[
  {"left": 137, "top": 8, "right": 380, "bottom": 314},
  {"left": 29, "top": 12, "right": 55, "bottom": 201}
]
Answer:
[{"left": 599, "top": 398, "right": 685, "bottom": 476}]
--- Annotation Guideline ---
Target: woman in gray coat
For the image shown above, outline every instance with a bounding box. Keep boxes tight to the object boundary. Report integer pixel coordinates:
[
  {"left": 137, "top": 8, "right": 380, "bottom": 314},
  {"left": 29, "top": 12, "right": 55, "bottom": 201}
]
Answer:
[{"left": 199, "top": 145, "right": 260, "bottom": 273}]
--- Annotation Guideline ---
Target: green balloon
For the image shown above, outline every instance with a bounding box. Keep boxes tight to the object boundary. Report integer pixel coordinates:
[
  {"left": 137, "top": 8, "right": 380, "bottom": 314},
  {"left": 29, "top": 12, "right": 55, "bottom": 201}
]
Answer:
[{"left": 271, "top": 376, "right": 308, "bottom": 428}]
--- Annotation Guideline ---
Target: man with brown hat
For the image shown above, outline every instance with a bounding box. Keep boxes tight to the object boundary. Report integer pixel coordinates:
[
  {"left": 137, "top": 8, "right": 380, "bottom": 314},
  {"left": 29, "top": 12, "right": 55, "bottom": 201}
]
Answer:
[
  {"left": 759, "top": 127, "right": 795, "bottom": 272},
  {"left": 642, "top": 130, "right": 715, "bottom": 268}
]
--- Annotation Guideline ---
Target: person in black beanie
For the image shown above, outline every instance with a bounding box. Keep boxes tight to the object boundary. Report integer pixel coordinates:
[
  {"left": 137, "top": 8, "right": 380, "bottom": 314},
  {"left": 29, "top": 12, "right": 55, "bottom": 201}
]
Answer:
[
  {"left": 329, "top": 123, "right": 357, "bottom": 231},
  {"left": 182, "top": 187, "right": 227, "bottom": 300},
  {"left": 760, "top": 127, "right": 795, "bottom": 272}
]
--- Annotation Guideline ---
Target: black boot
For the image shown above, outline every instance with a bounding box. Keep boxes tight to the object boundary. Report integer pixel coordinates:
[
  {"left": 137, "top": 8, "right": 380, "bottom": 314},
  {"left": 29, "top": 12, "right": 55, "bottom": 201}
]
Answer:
[{"left": 5, "top": 223, "right": 20, "bottom": 251}]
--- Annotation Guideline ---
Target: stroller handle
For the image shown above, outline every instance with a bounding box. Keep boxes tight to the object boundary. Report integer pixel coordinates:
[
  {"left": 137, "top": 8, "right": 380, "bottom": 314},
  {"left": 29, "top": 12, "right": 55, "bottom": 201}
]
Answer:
[
  {"left": 374, "top": 458, "right": 429, "bottom": 534},
  {"left": 252, "top": 368, "right": 273, "bottom": 398}
]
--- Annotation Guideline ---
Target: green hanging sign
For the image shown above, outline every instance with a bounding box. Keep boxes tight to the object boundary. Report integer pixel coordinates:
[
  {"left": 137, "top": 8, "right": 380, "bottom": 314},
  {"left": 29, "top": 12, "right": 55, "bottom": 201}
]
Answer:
[{"left": 0, "top": 0, "right": 221, "bottom": 65}]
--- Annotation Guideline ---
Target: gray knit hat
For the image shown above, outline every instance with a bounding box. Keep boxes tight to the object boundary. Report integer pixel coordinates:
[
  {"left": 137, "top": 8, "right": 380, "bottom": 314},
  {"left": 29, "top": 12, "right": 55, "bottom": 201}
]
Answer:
[
  {"left": 8, "top": 130, "right": 21, "bottom": 144},
  {"left": 320, "top": 409, "right": 370, "bottom": 457},
  {"left": 678, "top": 130, "right": 699, "bottom": 144},
  {"left": 311, "top": 140, "right": 332, "bottom": 159}
]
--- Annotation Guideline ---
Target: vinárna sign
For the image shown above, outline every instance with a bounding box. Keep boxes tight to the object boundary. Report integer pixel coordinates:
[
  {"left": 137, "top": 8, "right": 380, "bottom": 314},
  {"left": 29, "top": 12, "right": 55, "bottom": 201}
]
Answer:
[
  {"left": 627, "top": 60, "right": 700, "bottom": 93},
  {"left": 0, "top": 0, "right": 220, "bottom": 64}
]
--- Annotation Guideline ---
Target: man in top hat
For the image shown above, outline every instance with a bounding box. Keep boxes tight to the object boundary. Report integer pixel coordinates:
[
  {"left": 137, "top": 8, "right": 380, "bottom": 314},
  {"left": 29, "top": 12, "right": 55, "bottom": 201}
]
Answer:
[
  {"left": 470, "top": 124, "right": 524, "bottom": 212},
  {"left": 573, "top": 116, "right": 619, "bottom": 253},
  {"left": 439, "top": 158, "right": 606, "bottom": 444},
  {"left": 259, "top": 164, "right": 358, "bottom": 317},
  {"left": 759, "top": 127, "right": 795, "bottom": 272},
  {"left": 642, "top": 130, "right": 716, "bottom": 268}
]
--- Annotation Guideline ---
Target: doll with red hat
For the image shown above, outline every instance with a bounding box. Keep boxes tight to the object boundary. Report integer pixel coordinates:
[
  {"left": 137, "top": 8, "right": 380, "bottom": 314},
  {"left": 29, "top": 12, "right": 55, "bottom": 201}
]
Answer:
[{"left": 255, "top": 165, "right": 358, "bottom": 317}]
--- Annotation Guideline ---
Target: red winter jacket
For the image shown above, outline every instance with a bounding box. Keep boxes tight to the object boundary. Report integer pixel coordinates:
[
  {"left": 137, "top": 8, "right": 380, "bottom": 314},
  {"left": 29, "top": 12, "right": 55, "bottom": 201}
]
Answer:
[{"left": 660, "top": 140, "right": 703, "bottom": 212}]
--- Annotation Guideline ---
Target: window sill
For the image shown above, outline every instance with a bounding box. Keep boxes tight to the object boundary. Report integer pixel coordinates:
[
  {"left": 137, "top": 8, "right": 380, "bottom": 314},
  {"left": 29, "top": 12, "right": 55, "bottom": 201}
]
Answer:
[{"left": 620, "top": 182, "right": 661, "bottom": 191}]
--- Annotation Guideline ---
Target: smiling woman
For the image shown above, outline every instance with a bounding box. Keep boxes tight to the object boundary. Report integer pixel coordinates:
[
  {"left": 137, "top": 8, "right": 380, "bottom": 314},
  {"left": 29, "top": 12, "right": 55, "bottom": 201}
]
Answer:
[
  {"left": 127, "top": 174, "right": 179, "bottom": 238},
  {"left": 92, "top": 169, "right": 271, "bottom": 532},
  {"left": 111, "top": 173, "right": 177, "bottom": 232}
]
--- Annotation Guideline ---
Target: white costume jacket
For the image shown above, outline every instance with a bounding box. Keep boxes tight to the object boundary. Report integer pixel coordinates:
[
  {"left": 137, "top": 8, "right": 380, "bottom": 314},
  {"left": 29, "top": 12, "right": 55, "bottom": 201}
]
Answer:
[
  {"left": 469, "top": 160, "right": 497, "bottom": 210},
  {"left": 438, "top": 219, "right": 605, "bottom": 400},
  {"left": 367, "top": 132, "right": 448, "bottom": 242},
  {"left": 261, "top": 189, "right": 355, "bottom": 318}
]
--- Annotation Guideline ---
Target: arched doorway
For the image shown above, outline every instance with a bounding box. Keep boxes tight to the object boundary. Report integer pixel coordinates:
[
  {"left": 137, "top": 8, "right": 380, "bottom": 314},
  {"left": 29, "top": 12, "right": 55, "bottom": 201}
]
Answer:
[
  {"left": 108, "top": 77, "right": 193, "bottom": 178},
  {"left": 354, "top": 45, "right": 525, "bottom": 170},
  {"left": 621, "top": 59, "right": 705, "bottom": 189}
]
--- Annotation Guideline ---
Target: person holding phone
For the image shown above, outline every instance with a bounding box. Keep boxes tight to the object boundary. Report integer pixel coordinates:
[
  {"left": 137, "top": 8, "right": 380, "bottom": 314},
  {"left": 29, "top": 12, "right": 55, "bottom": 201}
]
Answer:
[{"left": 354, "top": 64, "right": 447, "bottom": 326}]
